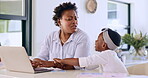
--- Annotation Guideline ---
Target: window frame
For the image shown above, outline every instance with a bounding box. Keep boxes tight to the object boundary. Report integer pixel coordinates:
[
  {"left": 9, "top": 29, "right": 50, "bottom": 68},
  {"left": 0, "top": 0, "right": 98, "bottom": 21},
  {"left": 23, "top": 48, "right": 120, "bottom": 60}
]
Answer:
[
  {"left": 108, "top": 0, "right": 131, "bottom": 51},
  {"left": 0, "top": 0, "right": 32, "bottom": 56}
]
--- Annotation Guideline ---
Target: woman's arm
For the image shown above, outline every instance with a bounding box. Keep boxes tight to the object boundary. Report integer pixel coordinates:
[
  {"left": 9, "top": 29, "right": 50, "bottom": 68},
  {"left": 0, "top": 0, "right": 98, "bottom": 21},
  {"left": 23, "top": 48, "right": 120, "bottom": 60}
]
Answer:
[{"left": 32, "top": 58, "right": 75, "bottom": 70}]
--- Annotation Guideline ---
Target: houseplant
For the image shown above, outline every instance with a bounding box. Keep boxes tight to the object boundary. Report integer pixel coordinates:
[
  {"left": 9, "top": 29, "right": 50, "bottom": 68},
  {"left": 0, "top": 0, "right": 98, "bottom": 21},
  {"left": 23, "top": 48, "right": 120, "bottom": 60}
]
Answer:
[{"left": 122, "top": 31, "right": 148, "bottom": 57}]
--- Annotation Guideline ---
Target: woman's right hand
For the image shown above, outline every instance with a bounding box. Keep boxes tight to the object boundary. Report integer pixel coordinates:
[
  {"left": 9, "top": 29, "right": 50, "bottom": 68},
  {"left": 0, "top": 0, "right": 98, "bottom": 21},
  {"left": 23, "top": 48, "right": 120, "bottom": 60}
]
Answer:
[
  {"left": 32, "top": 58, "right": 60, "bottom": 68},
  {"left": 31, "top": 58, "right": 42, "bottom": 68}
]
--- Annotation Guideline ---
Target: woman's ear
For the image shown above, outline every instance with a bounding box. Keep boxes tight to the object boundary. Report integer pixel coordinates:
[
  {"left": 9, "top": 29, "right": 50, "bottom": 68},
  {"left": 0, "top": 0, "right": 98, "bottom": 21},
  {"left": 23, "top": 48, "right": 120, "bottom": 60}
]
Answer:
[{"left": 57, "top": 19, "right": 61, "bottom": 26}]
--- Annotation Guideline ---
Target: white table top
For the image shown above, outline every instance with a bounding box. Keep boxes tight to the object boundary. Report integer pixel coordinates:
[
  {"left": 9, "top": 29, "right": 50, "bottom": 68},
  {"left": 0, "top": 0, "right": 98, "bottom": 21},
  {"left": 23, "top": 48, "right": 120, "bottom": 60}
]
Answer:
[
  {"left": 125, "top": 59, "right": 148, "bottom": 67},
  {"left": 0, "top": 68, "right": 148, "bottom": 78},
  {"left": 0, "top": 61, "right": 148, "bottom": 78}
]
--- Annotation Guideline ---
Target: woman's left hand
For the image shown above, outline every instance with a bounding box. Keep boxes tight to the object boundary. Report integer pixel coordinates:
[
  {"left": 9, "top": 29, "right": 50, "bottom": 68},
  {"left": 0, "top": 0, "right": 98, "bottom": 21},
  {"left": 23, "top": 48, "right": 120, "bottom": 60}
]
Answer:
[
  {"left": 60, "top": 64, "right": 75, "bottom": 70},
  {"left": 38, "top": 60, "right": 55, "bottom": 67},
  {"left": 53, "top": 58, "right": 75, "bottom": 70}
]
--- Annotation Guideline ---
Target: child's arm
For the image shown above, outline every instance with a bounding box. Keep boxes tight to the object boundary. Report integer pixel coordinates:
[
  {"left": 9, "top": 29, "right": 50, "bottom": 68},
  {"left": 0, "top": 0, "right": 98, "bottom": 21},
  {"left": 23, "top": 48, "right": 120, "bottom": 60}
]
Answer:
[{"left": 54, "top": 58, "right": 80, "bottom": 66}]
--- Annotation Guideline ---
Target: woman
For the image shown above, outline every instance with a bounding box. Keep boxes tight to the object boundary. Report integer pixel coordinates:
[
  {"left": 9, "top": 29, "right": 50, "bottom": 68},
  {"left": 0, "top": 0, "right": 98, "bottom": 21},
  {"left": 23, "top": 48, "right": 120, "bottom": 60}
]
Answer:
[{"left": 32, "top": 2, "right": 90, "bottom": 70}]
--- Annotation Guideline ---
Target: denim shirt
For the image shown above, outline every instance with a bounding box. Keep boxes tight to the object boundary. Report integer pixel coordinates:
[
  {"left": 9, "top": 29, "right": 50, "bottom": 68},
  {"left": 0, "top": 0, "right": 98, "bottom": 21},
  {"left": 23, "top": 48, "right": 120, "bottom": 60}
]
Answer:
[{"left": 36, "top": 28, "right": 90, "bottom": 61}]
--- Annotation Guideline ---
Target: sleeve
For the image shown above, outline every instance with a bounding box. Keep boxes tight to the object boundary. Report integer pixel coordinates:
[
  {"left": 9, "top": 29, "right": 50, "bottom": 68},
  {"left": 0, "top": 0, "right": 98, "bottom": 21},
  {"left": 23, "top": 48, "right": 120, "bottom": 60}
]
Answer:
[
  {"left": 36, "top": 35, "right": 51, "bottom": 61},
  {"left": 79, "top": 52, "right": 109, "bottom": 69},
  {"left": 74, "top": 34, "right": 90, "bottom": 58}
]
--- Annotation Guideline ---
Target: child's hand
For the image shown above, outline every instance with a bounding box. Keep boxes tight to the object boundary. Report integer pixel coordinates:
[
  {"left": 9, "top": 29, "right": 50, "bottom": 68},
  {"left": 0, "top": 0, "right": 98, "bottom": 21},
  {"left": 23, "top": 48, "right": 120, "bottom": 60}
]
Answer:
[
  {"left": 53, "top": 58, "right": 75, "bottom": 70},
  {"left": 53, "top": 58, "right": 64, "bottom": 68},
  {"left": 53, "top": 58, "right": 62, "bottom": 63}
]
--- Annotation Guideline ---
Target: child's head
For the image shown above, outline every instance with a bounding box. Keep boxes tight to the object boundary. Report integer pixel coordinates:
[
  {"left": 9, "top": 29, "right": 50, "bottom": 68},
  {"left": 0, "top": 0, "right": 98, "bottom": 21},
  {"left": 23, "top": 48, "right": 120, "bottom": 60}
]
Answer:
[{"left": 95, "top": 28, "right": 121, "bottom": 51}]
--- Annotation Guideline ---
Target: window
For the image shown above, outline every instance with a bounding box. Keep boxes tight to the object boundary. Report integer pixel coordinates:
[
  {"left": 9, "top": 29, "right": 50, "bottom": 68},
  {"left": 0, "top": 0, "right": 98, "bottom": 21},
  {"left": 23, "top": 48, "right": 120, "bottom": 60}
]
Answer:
[
  {"left": 107, "top": 0, "right": 130, "bottom": 50},
  {"left": 0, "top": 0, "right": 32, "bottom": 55},
  {"left": 108, "top": 2, "right": 117, "bottom": 19},
  {"left": 0, "top": 20, "right": 22, "bottom": 46},
  {"left": 0, "top": 0, "right": 25, "bottom": 16}
]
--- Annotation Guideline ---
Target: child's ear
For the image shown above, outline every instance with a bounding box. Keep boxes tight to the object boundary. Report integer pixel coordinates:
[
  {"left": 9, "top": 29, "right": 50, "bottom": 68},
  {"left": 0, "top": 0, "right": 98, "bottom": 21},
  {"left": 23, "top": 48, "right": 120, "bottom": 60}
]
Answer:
[{"left": 102, "top": 42, "right": 107, "bottom": 49}]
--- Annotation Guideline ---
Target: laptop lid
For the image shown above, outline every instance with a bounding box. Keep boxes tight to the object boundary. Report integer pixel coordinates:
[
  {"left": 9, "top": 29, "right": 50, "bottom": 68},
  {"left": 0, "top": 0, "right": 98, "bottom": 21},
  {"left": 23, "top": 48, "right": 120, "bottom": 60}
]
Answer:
[{"left": 0, "top": 46, "right": 35, "bottom": 73}]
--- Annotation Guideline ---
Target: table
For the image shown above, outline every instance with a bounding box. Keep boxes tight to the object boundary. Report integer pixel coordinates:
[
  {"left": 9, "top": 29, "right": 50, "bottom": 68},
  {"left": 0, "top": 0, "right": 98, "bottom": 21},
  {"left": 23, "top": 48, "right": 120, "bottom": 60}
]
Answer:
[
  {"left": 125, "top": 59, "right": 148, "bottom": 67},
  {"left": 0, "top": 68, "right": 148, "bottom": 78}
]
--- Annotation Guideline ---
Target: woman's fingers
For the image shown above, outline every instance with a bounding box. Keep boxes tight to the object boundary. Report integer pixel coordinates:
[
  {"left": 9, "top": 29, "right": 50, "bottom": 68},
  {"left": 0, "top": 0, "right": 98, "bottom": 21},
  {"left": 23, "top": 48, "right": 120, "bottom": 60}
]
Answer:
[{"left": 31, "top": 61, "right": 40, "bottom": 68}]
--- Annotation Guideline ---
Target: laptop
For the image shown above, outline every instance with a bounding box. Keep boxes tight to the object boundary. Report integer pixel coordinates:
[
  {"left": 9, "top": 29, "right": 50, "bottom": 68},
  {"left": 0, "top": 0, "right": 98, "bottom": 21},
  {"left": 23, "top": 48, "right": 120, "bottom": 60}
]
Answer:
[{"left": 0, "top": 46, "right": 53, "bottom": 74}]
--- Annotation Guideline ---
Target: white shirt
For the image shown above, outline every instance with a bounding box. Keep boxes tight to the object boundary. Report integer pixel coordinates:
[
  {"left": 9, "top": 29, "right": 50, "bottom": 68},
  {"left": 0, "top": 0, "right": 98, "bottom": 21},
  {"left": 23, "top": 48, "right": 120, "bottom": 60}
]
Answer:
[
  {"left": 36, "top": 28, "right": 90, "bottom": 61},
  {"left": 79, "top": 50, "right": 128, "bottom": 73}
]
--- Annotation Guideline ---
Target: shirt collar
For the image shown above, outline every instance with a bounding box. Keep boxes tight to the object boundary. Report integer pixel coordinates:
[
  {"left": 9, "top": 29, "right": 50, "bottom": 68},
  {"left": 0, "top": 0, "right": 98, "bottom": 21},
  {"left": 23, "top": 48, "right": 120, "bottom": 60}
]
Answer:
[{"left": 53, "top": 29, "right": 79, "bottom": 44}]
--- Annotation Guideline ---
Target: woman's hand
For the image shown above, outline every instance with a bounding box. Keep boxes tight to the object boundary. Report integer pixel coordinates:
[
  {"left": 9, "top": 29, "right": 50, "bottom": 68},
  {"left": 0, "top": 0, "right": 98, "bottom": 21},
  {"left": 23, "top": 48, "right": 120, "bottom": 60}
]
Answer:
[
  {"left": 31, "top": 58, "right": 54, "bottom": 68},
  {"left": 53, "top": 58, "right": 75, "bottom": 70},
  {"left": 32, "top": 58, "right": 64, "bottom": 68},
  {"left": 53, "top": 58, "right": 62, "bottom": 64},
  {"left": 38, "top": 60, "right": 55, "bottom": 67},
  {"left": 60, "top": 64, "right": 75, "bottom": 70},
  {"left": 31, "top": 58, "right": 42, "bottom": 68}
]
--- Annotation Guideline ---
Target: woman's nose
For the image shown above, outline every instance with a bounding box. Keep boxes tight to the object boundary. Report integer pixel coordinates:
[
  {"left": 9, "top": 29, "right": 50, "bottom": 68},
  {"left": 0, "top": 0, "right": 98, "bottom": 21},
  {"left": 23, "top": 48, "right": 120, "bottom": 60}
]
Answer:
[{"left": 72, "top": 20, "right": 77, "bottom": 25}]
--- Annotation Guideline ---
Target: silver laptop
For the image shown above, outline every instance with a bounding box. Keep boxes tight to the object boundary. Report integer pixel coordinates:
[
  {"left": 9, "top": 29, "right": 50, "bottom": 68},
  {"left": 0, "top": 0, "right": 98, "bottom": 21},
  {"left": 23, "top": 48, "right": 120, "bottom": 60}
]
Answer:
[{"left": 0, "top": 46, "right": 53, "bottom": 74}]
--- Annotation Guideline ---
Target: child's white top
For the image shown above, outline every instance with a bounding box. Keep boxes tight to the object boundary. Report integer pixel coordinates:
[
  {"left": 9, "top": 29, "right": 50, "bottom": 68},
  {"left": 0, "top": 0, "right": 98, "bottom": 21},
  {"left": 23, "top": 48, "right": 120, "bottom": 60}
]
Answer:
[{"left": 79, "top": 50, "right": 128, "bottom": 73}]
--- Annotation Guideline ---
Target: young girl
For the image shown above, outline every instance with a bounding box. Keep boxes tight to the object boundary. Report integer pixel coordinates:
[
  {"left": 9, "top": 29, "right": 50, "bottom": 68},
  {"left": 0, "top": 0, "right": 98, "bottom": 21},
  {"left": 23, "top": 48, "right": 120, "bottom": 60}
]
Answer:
[{"left": 54, "top": 28, "right": 128, "bottom": 74}]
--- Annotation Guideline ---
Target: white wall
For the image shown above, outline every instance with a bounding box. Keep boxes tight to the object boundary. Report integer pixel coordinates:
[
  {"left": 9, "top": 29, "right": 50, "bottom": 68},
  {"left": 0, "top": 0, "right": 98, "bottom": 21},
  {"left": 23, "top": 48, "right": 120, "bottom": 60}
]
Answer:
[
  {"left": 131, "top": 0, "right": 148, "bottom": 34},
  {"left": 118, "top": 0, "right": 148, "bottom": 34},
  {"left": 32, "top": 0, "right": 107, "bottom": 56},
  {"left": 32, "top": 0, "right": 148, "bottom": 56}
]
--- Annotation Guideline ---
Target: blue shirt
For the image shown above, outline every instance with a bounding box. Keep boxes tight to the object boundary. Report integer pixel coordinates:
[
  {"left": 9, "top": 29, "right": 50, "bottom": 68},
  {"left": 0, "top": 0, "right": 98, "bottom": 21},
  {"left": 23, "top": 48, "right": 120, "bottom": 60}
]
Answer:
[{"left": 36, "top": 28, "right": 90, "bottom": 61}]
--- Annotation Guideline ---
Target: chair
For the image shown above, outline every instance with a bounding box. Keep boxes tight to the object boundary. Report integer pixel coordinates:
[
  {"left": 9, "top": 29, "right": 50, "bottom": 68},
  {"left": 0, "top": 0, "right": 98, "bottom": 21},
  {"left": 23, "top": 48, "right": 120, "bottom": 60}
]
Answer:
[{"left": 127, "top": 63, "right": 148, "bottom": 75}]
